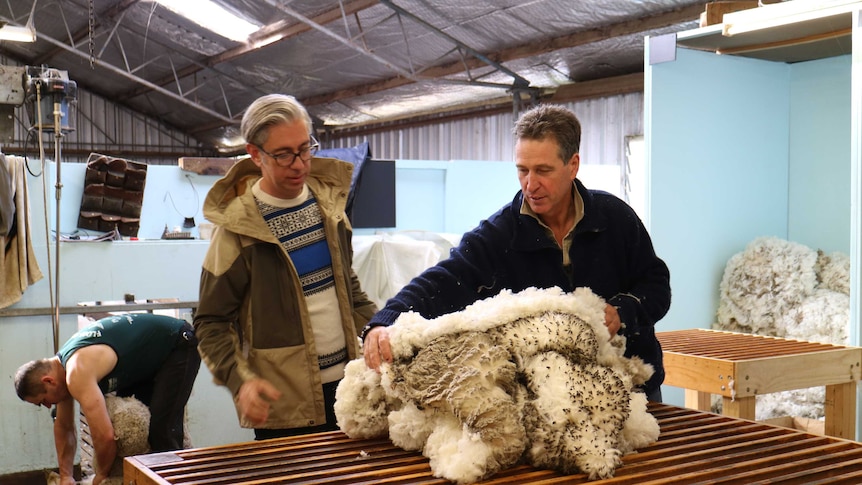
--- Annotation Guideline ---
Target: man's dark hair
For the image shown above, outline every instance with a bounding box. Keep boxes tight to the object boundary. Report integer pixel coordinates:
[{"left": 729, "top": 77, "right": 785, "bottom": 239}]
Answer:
[
  {"left": 14, "top": 359, "right": 51, "bottom": 400},
  {"left": 513, "top": 104, "right": 582, "bottom": 163}
]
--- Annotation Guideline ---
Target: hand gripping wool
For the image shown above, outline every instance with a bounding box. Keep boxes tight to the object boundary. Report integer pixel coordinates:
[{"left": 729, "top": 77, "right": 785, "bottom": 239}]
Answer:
[
  {"left": 335, "top": 286, "right": 660, "bottom": 483},
  {"left": 79, "top": 395, "right": 151, "bottom": 483}
]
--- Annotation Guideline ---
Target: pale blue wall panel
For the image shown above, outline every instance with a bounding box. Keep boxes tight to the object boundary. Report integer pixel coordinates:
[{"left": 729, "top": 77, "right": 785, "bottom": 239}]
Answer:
[
  {"left": 394, "top": 163, "right": 447, "bottom": 233},
  {"left": 0, "top": 163, "right": 252, "bottom": 476},
  {"left": 647, "top": 46, "right": 791, "bottom": 341},
  {"left": 444, "top": 160, "right": 520, "bottom": 235},
  {"left": 788, "top": 55, "right": 852, "bottom": 254}
]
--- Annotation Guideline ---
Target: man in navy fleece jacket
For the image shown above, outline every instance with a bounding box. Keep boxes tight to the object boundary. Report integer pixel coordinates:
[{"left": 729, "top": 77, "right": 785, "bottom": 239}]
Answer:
[{"left": 361, "top": 104, "right": 671, "bottom": 401}]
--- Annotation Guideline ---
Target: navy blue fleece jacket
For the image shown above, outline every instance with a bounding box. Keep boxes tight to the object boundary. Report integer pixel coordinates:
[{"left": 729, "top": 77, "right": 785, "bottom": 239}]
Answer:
[{"left": 364, "top": 178, "right": 671, "bottom": 393}]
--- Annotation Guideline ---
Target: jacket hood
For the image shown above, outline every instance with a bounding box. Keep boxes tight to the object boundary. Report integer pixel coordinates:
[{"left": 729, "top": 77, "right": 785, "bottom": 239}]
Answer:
[{"left": 203, "top": 156, "right": 354, "bottom": 237}]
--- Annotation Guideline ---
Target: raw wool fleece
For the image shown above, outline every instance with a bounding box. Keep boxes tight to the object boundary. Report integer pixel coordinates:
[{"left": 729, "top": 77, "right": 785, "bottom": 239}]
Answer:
[
  {"left": 335, "top": 286, "right": 660, "bottom": 484},
  {"left": 714, "top": 236, "right": 850, "bottom": 420},
  {"left": 716, "top": 236, "right": 818, "bottom": 337},
  {"left": 77, "top": 395, "right": 193, "bottom": 485},
  {"left": 79, "top": 395, "right": 151, "bottom": 484}
]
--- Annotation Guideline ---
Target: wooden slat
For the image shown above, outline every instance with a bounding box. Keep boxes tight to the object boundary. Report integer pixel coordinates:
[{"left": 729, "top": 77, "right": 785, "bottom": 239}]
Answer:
[
  {"left": 737, "top": 351, "right": 861, "bottom": 396},
  {"left": 658, "top": 329, "right": 843, "bottom": 359},
  {"left": 125, "top": 403, "right": 862, "bottom": 485},
  {"left": 661, "top": 352, "right": 736, "bottom": 397}
]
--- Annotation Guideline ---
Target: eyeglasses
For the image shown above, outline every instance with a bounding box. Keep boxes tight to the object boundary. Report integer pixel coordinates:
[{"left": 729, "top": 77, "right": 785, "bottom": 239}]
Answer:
[{"left": 256, "top": 137, "right": 319, "bottom": 167}]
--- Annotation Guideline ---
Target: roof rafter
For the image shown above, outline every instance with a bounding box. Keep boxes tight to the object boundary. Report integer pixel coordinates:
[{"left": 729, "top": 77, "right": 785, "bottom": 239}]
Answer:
[
  {"left": 301, "top": 3, "right": 706, "bottom": 106},
  {"left": 31, "top": 0, "right": 141, "bottom": 66},
  {"left": 116, "top": 0, "right": 378, "bottom": 101},
  {"left": 183, "top": 2, "right": 706, "bottom": 139}
]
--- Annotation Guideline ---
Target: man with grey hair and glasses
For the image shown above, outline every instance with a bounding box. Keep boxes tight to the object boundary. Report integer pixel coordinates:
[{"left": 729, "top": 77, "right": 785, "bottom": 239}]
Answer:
[{"left": 194, "top": 93, "right": 377, "bottom": 439}]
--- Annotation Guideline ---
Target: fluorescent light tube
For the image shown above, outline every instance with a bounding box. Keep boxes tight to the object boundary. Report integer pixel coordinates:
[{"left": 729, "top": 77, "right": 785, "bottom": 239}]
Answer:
[
  {"left": 155, "top": 0, "right": 261, "bottom": 42},
  {"left": 0, "top": 23, "right": 36, "bottom": 42}
]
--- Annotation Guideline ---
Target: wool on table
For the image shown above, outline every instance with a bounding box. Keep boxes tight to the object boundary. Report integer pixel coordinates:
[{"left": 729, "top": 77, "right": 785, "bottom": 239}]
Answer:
[{"left": 335, "top": 286, "right": 660, "bottom": 484}]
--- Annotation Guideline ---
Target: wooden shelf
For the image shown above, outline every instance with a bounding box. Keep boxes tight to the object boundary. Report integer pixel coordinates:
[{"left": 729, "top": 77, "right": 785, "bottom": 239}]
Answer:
[{"left": 677, "top": 1, "right": 857, "bottom": 62}]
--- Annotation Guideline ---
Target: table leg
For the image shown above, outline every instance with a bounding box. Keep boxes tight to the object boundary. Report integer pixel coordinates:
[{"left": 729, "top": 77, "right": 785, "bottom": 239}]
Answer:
[
  {"left": 722, "top": 396, "right": 755, "bottom": 420},
  {"left": 825, "top": 382, "right": 856, "bottom": 439},
  {"left": 685, "top": 389, "right": 712, "bottom": 412}
]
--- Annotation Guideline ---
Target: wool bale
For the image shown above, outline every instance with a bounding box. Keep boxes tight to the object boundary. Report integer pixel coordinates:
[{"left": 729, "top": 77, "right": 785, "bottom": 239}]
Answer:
[
  {"left": 814, "top": 250, "right": 850, "bottom": 296},
  {"left": 713, "top": 237, "right": 850, "bottom": 422},
  {"left": 716, "top": 236, "right": 817, "bottom": 337},
  {"left": 781, "top": 289, "right": 850, "bottom": 345}
]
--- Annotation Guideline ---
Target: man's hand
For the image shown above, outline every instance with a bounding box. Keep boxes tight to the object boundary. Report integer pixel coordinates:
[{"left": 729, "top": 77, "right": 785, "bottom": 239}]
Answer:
[
  {"left": 363, "top": 326, "right": 392, "bottom": 371},
  {"left": 604, "top": 304, "right": 621, "bottom": 338},
  {"left": 237, "top": 378, "right": 282, "bottom": 426}
]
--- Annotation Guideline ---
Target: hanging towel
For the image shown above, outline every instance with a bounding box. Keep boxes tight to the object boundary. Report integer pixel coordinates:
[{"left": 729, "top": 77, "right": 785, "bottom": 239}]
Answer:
[
  {"left": 1, "top": 154, "right": 43, "bottom": 309},
  {"left": 0, "top": 153, "right": 12, "bottom": 236}
]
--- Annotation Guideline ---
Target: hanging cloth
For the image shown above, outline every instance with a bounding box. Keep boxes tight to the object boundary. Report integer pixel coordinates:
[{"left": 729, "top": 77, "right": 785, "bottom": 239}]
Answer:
[
  {"left": 1, "top": 154, "right": 43, "bottom": 309},
  {"left": 0, "top": 153, "right": 13, "bottom": 237}
]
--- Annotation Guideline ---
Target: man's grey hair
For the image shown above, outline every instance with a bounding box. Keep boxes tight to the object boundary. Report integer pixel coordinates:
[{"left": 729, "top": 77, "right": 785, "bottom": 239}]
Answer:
[
  {"left": 513, "top": 104, "right": 582, "bottom": 164},
  {"left": 241, "top": 94, "right": 313, "bottom": 147}
]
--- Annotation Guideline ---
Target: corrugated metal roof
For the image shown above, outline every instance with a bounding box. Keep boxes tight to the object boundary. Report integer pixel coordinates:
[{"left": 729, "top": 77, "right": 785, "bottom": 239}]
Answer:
[{"left": 0, "top": 0, "right": 706, "bottom": 154}]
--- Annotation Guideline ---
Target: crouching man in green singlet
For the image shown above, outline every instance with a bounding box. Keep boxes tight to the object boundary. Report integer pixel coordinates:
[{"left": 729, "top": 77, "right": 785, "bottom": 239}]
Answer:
[{"left": 13, "top": 313, "right": 200, "bottom": 485}]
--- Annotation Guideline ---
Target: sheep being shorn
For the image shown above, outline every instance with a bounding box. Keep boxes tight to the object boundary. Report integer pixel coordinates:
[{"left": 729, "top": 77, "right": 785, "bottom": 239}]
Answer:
[
  {"left": 75, "top": 395, "right": 192, "bottom": 485},
  {"left": 335, "top": 286, "right": 660, "bottom": 483}
]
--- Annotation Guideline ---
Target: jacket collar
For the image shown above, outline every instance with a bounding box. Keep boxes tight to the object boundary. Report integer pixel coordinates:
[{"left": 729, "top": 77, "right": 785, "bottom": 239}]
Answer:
[
  {"left": 203, "top": 155, "right": 354, "bottom": 236},
  {"left": 512, "top": 178, "right": 608, "bottom": 250}
]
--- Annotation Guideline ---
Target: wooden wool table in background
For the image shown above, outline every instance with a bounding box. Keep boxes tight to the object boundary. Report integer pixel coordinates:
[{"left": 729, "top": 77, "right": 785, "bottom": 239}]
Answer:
[
  {"left": 658, "top": 328, "right": 862, "bottom": 439},
  {"left": 124, "top": 403, "right": 862, "bottom": 484}
]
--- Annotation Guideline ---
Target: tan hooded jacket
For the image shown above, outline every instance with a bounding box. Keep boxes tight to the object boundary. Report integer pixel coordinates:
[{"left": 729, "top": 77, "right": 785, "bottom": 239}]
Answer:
[{"left": 194, "top": 156, "right": 377, "bottom": 429}]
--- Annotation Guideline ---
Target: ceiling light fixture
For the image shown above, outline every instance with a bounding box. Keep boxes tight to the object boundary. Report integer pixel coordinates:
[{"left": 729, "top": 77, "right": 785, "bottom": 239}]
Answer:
[
  {"left": 0, "top": 23, "right": 36, "bottom": 42},
  {"left": 0, "top": 1, "right": 37, "bottom": 42},
  {"left": 155, "top": 0, "right": 261, "bottom": 42}
]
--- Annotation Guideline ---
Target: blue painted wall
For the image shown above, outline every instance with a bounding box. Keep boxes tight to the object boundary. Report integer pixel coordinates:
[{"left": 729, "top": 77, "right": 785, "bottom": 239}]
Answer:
[
  {"left": 357, "top": 159, "right": 618, "bottom": 237},
  {"left": 648, "top": 47, "right": 791, "bottom": 338},
  {"left": 354, "top": 159, "right": 520, "bottom": 237},
  {"left": 646, "top": 45, "right": 853, "bottom": 405},
  {"left": 788, "top": 55, "right": 852, "bottom": 254}
]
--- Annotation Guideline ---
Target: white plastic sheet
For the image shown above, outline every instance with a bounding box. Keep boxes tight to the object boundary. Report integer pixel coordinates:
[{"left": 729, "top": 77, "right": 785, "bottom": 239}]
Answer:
[{"left": 352, "top": 231, "right": 459, "bottom": 309}]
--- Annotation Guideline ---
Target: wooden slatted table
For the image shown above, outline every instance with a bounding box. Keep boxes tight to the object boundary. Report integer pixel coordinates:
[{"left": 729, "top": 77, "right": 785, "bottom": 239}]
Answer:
[
  {"left": 658, "top": 328, "right": 862, "bottom": 439},
  {"left": 124, "top": 403, "right": 862, "bottom": 484}
]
